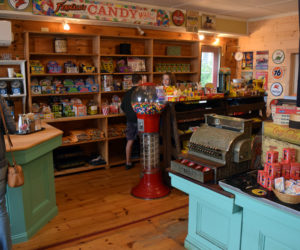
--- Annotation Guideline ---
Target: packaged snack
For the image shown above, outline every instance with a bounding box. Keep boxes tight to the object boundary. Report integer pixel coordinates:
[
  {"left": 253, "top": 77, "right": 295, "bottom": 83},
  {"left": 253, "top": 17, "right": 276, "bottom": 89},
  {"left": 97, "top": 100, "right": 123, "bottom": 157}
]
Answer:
[
  {"left": 285, "top": 179, "right": 296, "bottom": 191},
  {"left": 274, "top": 177, "right": 285, "bottom": 192},
  {"left": 290, "top": 185, "right": 300, "bottom": 195}
]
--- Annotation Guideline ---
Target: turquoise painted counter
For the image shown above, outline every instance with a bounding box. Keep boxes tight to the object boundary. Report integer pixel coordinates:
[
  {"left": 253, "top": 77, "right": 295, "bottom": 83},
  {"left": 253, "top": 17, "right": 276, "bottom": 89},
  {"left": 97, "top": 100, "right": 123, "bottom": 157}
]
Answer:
[
  {"left": 169, "top": 170, "right": 242, "bottom": 250},
  {"left": 169, "top": 170, "right": 300, "bottom": 250},
  {"left": 5, "top": 124, "right": 62, "bottom": 244}
]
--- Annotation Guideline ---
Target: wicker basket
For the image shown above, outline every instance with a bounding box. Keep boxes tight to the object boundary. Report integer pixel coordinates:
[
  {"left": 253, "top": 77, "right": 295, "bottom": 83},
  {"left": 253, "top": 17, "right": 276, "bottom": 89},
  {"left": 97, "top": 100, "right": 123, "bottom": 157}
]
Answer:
[{"left": 272, "top": 188, "right": 300, "bottom": 204}]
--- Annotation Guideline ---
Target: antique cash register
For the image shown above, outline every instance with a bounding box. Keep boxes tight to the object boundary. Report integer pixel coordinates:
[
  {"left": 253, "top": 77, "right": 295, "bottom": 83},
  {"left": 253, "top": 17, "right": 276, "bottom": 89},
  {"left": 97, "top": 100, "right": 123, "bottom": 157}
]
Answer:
[{"left": 171, "top": 114, "right": 253, "bottom": 183}]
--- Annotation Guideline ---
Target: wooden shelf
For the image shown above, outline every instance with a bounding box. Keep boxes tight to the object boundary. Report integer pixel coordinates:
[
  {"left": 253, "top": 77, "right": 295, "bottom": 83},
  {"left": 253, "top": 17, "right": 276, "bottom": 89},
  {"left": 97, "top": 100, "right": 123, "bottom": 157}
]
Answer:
[
  {"left": 30, "top": 73, "right": 98, "bottom": 76},
  {"left": 31, "top": 92, "right": 99, "bottom": 97},
  {"left": 153, "top": 55, "right": 197, "bottom": 59},
  {"left": 45, "top": 114, "right": 124, "bottom": 123},
  {"left": 54, "top": 163, "right": 107, "bottom": 177},
  {"left": 153, "top": 72, "right": 197, "bottom": 75},
  {"left": 109, "top": 156, "right": 139, "bottom": 167},
  {"left": 101, "top": 90, "right": 126, "bottom": 94},
  {"left": 0, "top": 77, "right": 24, "bottom": 81},
  {"left": 100, "top": 72, "right": 151, "bottom": 75},
  {"left": 101, "top": 54, "right": 151, "bottom": 57},
  {"left": 107, "top": 135, "right": 126, "bottom": 140},
  {"left": 30, "top": 52, "right": 98, "bottom": 57},
  {"left": 61, "top": 138, "right": 106, "bottom": 147}
]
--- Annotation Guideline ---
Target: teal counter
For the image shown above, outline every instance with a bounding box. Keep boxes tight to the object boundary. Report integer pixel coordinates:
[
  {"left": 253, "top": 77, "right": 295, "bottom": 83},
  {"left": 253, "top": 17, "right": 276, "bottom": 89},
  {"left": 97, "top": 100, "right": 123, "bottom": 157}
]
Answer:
[
  {"left": 5, "top": 124, "right": 62, "bottom": 244},
  {"left": 169, "top": 170, "right": 300, "bottom": 250}
]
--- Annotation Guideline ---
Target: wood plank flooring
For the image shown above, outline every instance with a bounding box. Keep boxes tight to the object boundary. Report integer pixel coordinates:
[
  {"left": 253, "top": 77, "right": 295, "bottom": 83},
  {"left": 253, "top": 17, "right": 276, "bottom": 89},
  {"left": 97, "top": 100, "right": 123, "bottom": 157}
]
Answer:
[{"left": 13, "top": 165, "right": 189, "bottom": 250}]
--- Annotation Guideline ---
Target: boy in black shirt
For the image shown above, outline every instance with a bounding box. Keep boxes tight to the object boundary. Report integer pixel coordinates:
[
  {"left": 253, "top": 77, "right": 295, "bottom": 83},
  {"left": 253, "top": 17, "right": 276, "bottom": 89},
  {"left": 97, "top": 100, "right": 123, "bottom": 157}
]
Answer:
[{"left": 121, "top": 74, "right": 142, "bottom": 169}]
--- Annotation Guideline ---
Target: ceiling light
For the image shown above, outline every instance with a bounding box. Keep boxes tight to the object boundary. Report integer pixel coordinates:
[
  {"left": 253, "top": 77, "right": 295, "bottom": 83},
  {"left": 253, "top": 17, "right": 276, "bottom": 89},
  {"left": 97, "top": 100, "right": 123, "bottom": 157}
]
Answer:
[
  {"left": 137, "top": 26, "right": 145, "bottom": 36},
  {"left": 213, "top": 37, "right": 220, "bottom": 45},
  {"left": 198, "top": 34, "right": 205, "bottom": 40},
  {"left": 63, "top": 22, "right": 70, "bottom": 31}
]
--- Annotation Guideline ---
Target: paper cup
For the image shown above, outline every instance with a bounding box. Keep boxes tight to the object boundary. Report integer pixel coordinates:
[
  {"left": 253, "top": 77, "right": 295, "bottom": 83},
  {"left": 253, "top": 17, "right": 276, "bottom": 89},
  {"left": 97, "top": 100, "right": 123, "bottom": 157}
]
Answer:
[{"left": 7, "top": 68, "right": 14, "bottom": 78}]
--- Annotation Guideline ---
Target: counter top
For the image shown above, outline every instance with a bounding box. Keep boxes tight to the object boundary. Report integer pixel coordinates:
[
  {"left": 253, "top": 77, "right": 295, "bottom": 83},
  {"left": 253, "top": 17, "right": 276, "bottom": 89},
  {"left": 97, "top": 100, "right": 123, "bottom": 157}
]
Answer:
[
  {"left": 6, "top": 123, "right": 63, "bottom": 152},
  {"left": 219, "top": 171, "right": 300, "bottom": 217}
]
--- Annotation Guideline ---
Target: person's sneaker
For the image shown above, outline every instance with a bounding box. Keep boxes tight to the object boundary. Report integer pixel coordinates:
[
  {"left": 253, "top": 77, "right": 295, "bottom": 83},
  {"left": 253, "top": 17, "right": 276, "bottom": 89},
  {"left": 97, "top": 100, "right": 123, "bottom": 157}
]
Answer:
[
  {"left": 89, "top": 155, "right": 106, "bottom": 166},
  {"left": 125, "top": 163, "right": 134, "bottom": 170}
]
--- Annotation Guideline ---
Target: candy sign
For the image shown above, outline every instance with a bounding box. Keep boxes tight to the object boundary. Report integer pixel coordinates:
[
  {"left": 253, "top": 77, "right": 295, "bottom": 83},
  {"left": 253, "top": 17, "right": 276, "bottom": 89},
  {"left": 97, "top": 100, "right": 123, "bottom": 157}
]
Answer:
[
  {"left": 33, "top": 0, "right": 170, "bottom": 27},
  {"left": 272, "top": 66, "right": 284, "bottom": 80}
]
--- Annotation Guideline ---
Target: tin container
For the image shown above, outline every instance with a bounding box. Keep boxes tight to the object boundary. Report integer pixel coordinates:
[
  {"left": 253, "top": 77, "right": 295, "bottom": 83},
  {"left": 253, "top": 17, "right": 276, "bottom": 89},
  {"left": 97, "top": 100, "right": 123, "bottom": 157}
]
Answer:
[{"left": 54, "top": 38, "right": 67, "bottom": 53}]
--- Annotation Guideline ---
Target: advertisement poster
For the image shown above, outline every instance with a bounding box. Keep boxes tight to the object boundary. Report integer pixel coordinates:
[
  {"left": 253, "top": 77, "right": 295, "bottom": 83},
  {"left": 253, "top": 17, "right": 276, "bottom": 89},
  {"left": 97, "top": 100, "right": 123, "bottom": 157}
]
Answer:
[
  {"left": 241, "top": 71, "right": 253, "bottom": 85},
  {"left": 186, "top": 10, "right": 199, "bottom": 32},
  {"left": 33, "top": 0, "right": 170, "bottom": 27},
  {"left": 242, "top": 52, "right": 253, "bottom": 70},
  {"left": 256, "top": 71, "right": 269, "bottom": 90},
  {"left": 256, "top": 51, "right": 268, "bottom": 70},
  {"left": 201, "top": 14, "right": 216, "bottom": 30}
]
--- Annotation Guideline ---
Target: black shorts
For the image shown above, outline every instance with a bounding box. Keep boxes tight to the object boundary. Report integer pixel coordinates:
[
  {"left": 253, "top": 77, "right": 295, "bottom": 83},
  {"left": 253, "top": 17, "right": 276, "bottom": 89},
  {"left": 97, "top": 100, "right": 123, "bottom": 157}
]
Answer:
[{"left": 126, "top": 122, "right": 138, "bottom": 140}]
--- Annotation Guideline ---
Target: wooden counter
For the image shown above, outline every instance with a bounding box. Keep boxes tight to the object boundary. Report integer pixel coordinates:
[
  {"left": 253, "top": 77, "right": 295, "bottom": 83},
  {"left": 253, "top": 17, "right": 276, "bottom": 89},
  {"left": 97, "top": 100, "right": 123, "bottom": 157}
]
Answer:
[
  {"left": 5, "top": 123, "right": 62, "bottom": 244},
  {"left": 6, "top": 122, "right": 63, "bottom": 152}
]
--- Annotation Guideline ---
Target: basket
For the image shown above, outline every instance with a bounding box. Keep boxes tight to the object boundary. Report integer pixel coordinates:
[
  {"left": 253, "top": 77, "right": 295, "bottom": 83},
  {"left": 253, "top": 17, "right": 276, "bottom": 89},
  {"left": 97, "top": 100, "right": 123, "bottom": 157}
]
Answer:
[{"left": 272, "top": 187, "right": 300, "bottom": 204}]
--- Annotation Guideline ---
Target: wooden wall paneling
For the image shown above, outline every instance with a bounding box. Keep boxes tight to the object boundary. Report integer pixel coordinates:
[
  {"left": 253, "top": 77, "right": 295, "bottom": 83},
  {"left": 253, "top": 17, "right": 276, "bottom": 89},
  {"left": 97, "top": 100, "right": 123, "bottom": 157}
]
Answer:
[{"left": 145, "top": 39, "right": 153, "bottom": 82}]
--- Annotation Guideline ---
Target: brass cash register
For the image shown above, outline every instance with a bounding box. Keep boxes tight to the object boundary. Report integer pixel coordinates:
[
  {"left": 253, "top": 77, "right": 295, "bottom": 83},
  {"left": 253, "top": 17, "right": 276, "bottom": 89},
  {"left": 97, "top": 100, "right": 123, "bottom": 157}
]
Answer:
[{"left": 171, "top": 114, "right": 253, "bottom": 183}]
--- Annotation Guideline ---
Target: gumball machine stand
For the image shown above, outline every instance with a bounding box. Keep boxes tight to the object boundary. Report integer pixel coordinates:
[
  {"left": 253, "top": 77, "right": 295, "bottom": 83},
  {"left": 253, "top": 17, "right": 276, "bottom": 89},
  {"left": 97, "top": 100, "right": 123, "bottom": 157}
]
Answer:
[{"left": 131, "top": 83, "right": 170, "bottom": 199}]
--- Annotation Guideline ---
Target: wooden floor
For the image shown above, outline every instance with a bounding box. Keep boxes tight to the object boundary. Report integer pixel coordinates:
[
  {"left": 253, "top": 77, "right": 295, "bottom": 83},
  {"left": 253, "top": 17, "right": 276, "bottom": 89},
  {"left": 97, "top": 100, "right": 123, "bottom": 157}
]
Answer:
[{"left": 13, "top": 165, "right": 189, "bottom": 250}]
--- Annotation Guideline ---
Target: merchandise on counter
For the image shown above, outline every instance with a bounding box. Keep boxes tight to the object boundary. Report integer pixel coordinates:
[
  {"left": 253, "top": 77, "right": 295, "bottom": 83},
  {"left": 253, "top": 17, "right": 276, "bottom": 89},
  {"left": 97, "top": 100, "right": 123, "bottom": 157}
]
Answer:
[
  {"left": 101, "top": 57, "right": 114, "bottom": 73},
  {"left": 127, "top": 57, "right": 146, "bottom": 72},
  {"left": 64, "top": 61, "right": 78, "bottom": 73},
  {"left": 47, "top": 61, "right": 62, "bottom": 73},
  {"left": 80, "top": 63, "right": 96, "bottom": 73},
  {"left": 30, "top": 60, "right": 44, "bottom": 74},
  {"left": 271, "top": 104, "right": 300, "bottom": 125}
]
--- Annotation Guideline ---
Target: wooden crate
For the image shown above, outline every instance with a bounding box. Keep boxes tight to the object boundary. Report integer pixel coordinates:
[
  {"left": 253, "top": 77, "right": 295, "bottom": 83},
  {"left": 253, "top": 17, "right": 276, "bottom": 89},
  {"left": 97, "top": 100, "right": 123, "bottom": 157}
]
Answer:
[{"left": 262, "top": 136, "right": 300, "bottom": 164}]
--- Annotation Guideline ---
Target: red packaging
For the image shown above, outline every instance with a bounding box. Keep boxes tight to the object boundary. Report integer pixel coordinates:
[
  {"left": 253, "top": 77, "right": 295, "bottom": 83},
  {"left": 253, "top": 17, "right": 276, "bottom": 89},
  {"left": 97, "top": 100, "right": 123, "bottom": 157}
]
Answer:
[
  {"left": 266, "top": 150, "right": 279, "bottom": 164},
  {"left": 281, "top": 148, "right": 297, "bottom": 164},
  {"left": 268, "top": 163, "right": 281, "bottom": 178},
  {"left": 194, "top": 165, "right": 203, "bottom": 171},
  {"left": 202, "top": 167, "right": 210, "bottom": 172},
  {"left": 188, "top": 161, "right": 195, "bottom": 167},
  {"left": 258, "top": 170, "right": 267, "bottom": 188},
  {"left": 290, "top": 162, "right": 300, "bottom": 180},
  {"left": 266, "top": 176, "right": 274, "bottom": 191},
  {"left": 180, "top": 159, "right": 188, "bottom": 164},
  {"left": 281, "top": 163, "right": 291, "bottom": 179}
]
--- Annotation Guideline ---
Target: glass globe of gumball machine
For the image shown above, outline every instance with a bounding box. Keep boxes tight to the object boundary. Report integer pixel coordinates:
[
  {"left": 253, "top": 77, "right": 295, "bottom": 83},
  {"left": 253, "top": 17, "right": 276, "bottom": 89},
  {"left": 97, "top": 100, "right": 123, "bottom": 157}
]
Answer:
[{"left": 131, "top": 83, "right": 170, "bottom": 199}]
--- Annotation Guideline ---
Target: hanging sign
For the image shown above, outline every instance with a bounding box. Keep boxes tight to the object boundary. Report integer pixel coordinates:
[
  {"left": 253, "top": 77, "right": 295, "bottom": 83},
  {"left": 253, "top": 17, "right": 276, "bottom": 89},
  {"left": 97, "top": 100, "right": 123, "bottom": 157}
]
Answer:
[
  {"left": 272, "top": 49, "right": 285, "bottom": 64},
  {"left": 186, "top": 10, "right": 199, "bottom": 32},
  {"left": 255, "top": 51, "right": 268, "bottom": 70},
  {"left": 270, "top": 82, "right": 283, "bottom": 96},
  {"left": 33, "top": 0, "right": 170, "bottom": 27},
  {"left": 9, "top": 0, "right": 30, "bottom": 10},
  {"left": 172, "top": 10, "right": 185, "bottom": 26},
  {"left": 272, "top": 66, "right": 284, "bottom": 80}
]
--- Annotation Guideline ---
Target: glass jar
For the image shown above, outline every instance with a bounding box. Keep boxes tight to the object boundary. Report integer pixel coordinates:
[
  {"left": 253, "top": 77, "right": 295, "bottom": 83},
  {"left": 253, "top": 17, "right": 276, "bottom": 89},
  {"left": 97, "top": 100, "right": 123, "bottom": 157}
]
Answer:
[{"left": 54, "top": 38, "right": 67, "bottom": 53}]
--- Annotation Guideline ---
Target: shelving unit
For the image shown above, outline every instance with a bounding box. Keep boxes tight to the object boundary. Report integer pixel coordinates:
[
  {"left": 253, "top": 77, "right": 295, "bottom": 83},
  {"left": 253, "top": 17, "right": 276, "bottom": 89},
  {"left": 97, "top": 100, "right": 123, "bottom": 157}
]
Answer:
[
  {"left": 0, "top": 60, "right": 27, "bottom": 113},
  {"left": 24, "top": 31, "right": 203, "bottom": 175}
]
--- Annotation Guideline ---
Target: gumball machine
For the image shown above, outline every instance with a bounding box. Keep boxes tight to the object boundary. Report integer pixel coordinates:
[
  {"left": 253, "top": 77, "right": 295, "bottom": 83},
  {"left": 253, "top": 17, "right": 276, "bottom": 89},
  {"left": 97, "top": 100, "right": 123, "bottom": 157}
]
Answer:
[{"left": 131, "top": 83, "right": 170, "bottom": 199}]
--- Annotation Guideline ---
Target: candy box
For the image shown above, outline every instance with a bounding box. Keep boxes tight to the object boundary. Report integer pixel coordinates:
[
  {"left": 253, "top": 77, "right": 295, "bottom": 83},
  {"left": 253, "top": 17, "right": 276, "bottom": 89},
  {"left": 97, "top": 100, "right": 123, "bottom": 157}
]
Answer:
[
  {"left": 67, "top": 86, "right": 79, "bottom": 93},
  {"left": 282, "top": 163, "right": 291, "bottom": 179},
  {"left": 73, "top": 104, "right": 87, "bottom": 117},
  {"left": 41, "top": 85, "right": 55, "bottom": 94},
  {"left": 266, "top": 150, "right": 279, "bottom": 164},
  {"left": 78, "top": 86, "right": 89, "bottom": 92},
  {"left": 290, "top": 162, "right": 300, "bottom": 180},
  {"left": 47, "top": 61, "right": 62, "bottom": 73},
  {"left": 31, "top": 85, "right": 41, "bottom": 95},
  {"left": 281, "top": 148, "right": 297, "bottom": 164},
  {"left": 88, "top": 84, "right": 99, "bottom": 92},
  {"left": 285, "top": 180, "right": 295, "bottom": 192},
  {"left": 258, "top": 170, "right": 267, "bottom": 188},
  {"left": 268, "top": 163, "right": 281, "bottom": 178},
  {"left": 266, "top": 176, "right": 274, "bottom": 191},
  {"left": 274, "top": 177, "right": 285, "bottom": 192}
]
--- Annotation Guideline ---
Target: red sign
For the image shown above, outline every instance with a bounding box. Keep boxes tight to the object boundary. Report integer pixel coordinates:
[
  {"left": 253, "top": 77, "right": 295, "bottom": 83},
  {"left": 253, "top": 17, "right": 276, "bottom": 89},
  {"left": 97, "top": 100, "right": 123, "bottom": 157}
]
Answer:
[{"left": 172, "top": 10, "right": 185, "bottom": 26}]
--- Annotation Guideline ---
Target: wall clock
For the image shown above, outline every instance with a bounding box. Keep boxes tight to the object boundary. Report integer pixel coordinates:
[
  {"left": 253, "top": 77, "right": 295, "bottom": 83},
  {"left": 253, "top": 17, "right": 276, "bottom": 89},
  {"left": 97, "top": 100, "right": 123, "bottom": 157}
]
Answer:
[
  {"left": 8, "top": 0, "right": 30, "bottom": 10},
  {"left": 272, "top": 49, "right": 285, "bottom": 64},
  {"left": 270, "top": 82, "right": 283, "bottom": 96},
  {"left": 234, "top": 52, "right": 243, "bottom": 61}
]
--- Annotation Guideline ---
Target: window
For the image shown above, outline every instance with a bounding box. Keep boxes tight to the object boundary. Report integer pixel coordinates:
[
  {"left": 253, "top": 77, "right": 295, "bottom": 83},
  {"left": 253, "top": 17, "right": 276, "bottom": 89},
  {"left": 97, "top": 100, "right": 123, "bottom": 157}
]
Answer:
[{"left": 200, "top": 45, "right": 220, "bottom": 87}]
